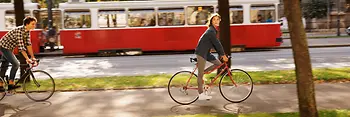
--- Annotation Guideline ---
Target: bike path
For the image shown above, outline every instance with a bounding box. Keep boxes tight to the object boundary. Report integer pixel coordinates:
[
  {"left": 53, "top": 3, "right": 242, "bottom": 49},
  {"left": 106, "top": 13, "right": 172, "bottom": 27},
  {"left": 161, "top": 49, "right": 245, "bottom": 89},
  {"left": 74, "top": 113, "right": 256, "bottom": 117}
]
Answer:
[{"left": 0, "top": 83, "right": 349, "bottom": 117}]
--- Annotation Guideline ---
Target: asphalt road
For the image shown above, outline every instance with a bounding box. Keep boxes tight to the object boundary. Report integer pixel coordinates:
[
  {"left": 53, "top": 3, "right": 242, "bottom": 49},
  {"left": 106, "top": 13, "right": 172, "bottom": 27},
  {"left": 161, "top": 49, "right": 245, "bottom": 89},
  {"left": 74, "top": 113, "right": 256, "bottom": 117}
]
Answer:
[{"left": 26, "top": 46, "right": 350, "bottom": 79}]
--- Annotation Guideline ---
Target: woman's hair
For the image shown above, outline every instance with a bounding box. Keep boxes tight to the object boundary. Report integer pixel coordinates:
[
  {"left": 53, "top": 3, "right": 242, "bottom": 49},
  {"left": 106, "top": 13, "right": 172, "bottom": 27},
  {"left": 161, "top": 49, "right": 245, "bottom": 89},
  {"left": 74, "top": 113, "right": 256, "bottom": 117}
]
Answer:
[
  {"left": 206, "top": 13, "right": 221, "bottom": 27},
  {"left": 23, "top": 16, "right": 37, "bottom": 26}
]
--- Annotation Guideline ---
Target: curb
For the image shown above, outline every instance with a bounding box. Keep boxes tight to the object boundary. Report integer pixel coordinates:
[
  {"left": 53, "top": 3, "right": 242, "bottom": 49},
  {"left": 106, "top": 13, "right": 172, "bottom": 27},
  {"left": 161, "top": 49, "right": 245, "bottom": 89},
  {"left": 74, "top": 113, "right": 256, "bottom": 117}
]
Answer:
[
  {"left": 33, "top": 44, "right": 350, "bottom": 57},
  {"left": 282, "top": 35, "right": 349, "bottom": 39},
  {"left": 272, "top": 44, "right": 350, "bottom": 49}
]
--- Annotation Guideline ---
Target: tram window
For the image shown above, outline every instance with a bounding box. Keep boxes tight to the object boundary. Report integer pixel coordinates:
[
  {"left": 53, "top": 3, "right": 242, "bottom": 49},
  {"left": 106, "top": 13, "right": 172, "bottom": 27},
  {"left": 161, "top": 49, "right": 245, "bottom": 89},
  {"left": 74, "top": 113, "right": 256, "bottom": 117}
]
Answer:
[
  {"left": 250, "top": 5, "right": 276, "bottom": 23},
  {"left": 33, "top": 10, "right": 62, "bottom": 29},
  {"left": 128, "top": 9, "right": 155, "bottom": 27},
  {"left": 187, "top": 6, "right": 214, "bottom": 25},
  {"left": 98, "top": 10, "right": 126, "bottom": 28},
  {"left": 5, "top": 10, "right": 30, "bottom": 30},
  {"left": 229, "top": 6, "right": 243, "bottom": 24},
  {"left": 158, "top": 8, "right": 185, "bottom": 26},
  {"left": 64, "top": 10, "right": 91, "bottom": 29}
]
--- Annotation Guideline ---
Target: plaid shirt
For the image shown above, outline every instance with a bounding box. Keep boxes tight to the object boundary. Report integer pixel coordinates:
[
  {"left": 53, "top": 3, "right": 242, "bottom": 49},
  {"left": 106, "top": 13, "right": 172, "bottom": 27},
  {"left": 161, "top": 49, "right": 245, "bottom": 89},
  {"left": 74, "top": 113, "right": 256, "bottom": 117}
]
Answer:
[{"left": 0, "top": 26, "right": 31, "bottom": 52}]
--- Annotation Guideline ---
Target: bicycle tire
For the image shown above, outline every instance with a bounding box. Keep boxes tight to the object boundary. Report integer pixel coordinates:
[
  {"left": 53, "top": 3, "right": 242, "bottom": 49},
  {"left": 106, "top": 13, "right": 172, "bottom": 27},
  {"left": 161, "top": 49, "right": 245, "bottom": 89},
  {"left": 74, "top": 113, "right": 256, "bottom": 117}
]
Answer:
[
  {"left": 0, "top": 77, "right": 7, "bottom": 101},
  {"left": 219, "top": 69, "right": 253, "bottom": 103},
  {"left": 23, "top": 70, "right": 55, "bottom": 102},
  {"left": 168, "top": 71, "right": 199, "bottom": 105}
]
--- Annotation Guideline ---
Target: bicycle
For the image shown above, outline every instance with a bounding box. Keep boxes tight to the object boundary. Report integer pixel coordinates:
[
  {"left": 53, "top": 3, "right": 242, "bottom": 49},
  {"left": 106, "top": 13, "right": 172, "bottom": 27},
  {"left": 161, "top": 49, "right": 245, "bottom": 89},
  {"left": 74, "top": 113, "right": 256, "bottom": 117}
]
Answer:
[
  {"left": 167, "top": 56, "right": 253, "bottom": 105},
  {"left": 0, "top": 59, "right": 55, "bottom": 102}
]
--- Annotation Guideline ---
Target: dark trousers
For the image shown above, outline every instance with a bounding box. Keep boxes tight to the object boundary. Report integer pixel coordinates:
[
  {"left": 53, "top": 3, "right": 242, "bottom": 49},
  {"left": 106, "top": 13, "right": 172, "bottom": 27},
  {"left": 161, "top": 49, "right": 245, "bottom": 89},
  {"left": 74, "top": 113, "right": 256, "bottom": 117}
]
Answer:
[{"left": 0, "top": 47, "right": 20, "bottom": 81}]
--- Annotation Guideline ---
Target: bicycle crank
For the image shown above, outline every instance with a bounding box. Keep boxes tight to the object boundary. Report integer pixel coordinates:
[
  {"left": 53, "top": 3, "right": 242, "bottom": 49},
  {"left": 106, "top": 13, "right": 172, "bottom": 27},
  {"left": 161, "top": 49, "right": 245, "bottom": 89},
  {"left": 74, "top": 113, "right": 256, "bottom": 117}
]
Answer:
[{"left": 179, "top": 86, "right": 188, "bottom": 95}]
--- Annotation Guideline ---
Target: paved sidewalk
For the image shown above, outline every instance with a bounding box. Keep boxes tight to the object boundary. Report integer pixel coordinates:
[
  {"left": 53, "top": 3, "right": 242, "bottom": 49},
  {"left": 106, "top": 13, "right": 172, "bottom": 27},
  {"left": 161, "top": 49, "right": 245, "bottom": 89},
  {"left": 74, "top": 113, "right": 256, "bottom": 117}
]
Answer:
[
  {"left": 282, "top": 32, "right": 348, "bottom": 39},
  {"left": 0, "top": 83, "right": 349, "bottom": 117},
  {"left": 278, "top": 37, "right": 350, "bottom": 49}
]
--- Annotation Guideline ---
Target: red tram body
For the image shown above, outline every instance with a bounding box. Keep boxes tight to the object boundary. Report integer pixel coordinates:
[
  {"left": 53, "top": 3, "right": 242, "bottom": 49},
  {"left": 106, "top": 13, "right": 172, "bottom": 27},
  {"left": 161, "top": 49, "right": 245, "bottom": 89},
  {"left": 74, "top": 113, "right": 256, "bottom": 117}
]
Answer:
[
  {"left": 0, "top": 0, "right": 282, "bottom": 55},
  {"left": 60, "top": 24, "right": 281, "bottom": 54}
]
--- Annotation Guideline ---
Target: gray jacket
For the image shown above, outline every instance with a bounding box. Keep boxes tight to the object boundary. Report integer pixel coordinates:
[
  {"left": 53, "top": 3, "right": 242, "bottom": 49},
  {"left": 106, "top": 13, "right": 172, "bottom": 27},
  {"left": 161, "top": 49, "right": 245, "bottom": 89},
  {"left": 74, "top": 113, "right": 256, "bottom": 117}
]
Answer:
[{"left": 195, "top": 26, "right": 225, "bottom": 61}]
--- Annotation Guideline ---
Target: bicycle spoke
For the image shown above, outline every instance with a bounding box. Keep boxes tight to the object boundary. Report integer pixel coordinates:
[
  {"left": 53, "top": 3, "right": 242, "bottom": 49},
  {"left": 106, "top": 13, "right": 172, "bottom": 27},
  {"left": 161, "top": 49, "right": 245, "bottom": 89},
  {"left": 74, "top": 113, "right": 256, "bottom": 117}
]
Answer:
[
  {"left": 219, "top": 69, "right": 253, "bottom": 103},
  {"left": 168, "top": 71, "right": 199, "bottom": 105}
]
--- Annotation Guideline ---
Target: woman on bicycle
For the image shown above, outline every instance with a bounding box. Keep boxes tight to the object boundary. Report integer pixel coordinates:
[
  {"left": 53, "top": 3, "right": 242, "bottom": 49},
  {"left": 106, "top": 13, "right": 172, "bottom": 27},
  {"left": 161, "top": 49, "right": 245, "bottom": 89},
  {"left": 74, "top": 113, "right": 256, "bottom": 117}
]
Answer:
[{"left": 194, "top": 13, "right": 228, "bottom": 100}]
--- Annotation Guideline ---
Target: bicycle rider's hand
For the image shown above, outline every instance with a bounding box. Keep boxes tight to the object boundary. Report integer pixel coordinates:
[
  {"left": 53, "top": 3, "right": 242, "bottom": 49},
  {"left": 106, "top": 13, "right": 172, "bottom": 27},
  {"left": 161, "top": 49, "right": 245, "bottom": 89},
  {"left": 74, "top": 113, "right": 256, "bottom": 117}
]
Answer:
[
  {"left": 26, "top": 59, "right": 33, "bottom": 64},
  {"left": 31, "top": 58, "right": 38, "bottom": 67},
  {"left": 221, "top": 55, "right": 228, "bottom": 62},
  {"left": 31, "top": 57, "right": 37, "bottom": 61}
]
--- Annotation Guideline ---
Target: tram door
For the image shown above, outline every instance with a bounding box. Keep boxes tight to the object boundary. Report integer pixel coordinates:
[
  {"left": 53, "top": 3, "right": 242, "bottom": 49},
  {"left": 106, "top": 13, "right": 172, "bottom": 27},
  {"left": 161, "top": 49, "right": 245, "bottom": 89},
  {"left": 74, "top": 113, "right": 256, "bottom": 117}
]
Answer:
[{"left": 33, "top": 9, "right": 62, "bottom": 52}]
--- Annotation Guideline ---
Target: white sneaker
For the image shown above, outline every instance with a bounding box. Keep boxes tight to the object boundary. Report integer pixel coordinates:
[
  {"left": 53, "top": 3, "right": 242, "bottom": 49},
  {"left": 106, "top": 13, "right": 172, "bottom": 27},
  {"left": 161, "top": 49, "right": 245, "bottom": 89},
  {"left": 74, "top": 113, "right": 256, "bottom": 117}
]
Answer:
[{"left": 198, "top": 93, "right": 212, "bottom": 100}]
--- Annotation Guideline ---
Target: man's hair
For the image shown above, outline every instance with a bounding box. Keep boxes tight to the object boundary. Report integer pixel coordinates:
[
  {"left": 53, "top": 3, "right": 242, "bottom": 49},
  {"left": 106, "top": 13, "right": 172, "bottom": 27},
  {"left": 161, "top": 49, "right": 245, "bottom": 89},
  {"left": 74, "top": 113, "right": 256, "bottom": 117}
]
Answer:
[
  {"left": 23, "top": 16, "right": 37, "bottom": 25},
  {"left": 206, "top": 13, "right": 221, "bottom": 27}
]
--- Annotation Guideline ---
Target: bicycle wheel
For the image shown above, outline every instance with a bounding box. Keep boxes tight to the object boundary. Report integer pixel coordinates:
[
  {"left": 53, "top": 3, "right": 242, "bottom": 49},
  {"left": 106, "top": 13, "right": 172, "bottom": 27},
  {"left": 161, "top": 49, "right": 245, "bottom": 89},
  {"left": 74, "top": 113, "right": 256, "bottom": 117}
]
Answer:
[
  {"left": 168, "top": 71, "right": 199, "bottom": 105},
  {"left": 23, "top": 70, "right": 55, "bottom": 102},
  {"left": 0, "top": 77, "right": 7, "bottom": 101},
  {"left": 219, "top": 69, "right": 253, "bottom": 103}
]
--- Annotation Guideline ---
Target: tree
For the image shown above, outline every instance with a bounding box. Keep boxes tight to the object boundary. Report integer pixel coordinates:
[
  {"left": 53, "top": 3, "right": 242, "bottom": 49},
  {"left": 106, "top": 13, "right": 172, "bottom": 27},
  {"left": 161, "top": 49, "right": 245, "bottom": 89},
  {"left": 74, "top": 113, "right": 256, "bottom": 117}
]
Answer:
[
  {"left": 14, "top": 0, "right": 28, "bottom": 82},
  {"left": 283, "top": 0, "right": 318, "bottom": 117},
  {"left": 32, "top": 0, "right": 68, "bottom": 8},
  {"left": 302, "top": 0, "right": 329, "bottom": 19},
  {"left": 218, "top": 0, "right": 231, "bottom": 64},
  {"left": 301, "top": 0, "right": 331, "bottom": 29},
  {"left": 217, "top": 0, "right": 231, "bottom": 75}
]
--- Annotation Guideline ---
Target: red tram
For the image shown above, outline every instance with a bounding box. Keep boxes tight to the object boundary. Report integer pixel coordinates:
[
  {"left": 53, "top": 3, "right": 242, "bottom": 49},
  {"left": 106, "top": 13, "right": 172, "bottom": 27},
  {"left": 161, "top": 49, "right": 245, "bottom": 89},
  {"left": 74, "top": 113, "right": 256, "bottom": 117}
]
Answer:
[{"left": 59, "top": 0, "right": 282, "bottom": 54}]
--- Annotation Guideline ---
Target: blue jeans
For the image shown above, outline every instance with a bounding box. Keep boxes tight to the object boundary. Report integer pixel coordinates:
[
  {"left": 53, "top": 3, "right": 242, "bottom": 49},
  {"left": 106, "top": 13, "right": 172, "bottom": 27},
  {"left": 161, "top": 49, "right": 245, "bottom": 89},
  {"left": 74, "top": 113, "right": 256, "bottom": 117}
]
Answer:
[{"left": 0, "top": 47, "right": 20, "bottom": 81}]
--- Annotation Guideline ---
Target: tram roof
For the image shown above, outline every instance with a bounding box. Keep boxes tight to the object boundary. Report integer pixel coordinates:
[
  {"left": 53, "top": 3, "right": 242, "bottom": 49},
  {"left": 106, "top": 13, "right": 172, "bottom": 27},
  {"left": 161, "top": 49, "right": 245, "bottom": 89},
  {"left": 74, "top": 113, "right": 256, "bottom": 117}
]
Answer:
[
  {"left": 0, "top": 3, "right": 38, "bottom": 10},
  {"left": 59, "top": 0, "right": 279, "bottom": 9}
]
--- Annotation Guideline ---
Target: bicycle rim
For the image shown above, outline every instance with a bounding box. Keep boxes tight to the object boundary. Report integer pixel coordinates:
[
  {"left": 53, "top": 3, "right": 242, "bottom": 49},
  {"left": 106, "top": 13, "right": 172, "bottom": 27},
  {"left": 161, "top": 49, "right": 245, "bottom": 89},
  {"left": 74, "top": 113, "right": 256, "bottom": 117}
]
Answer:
[
  {"left": 219, "top": 69, "right": 253, "bottom": 103},
  {"left": 168, "top": 71, "right": 199, "bottom": 105},
  {"left": 23, "top": 70, "right": 55, "bottom": 102}
]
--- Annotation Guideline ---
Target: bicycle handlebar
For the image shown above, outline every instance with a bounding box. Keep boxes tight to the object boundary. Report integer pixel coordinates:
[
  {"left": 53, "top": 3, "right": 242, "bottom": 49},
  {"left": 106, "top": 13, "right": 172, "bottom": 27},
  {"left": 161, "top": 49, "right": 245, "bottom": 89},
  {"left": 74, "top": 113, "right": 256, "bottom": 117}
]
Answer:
[
  {"left": 28, "top": 59, "right": 40, "bottom": 68},
  {"left": 19, "top": 59, "right": 40, "bottom": 69}
]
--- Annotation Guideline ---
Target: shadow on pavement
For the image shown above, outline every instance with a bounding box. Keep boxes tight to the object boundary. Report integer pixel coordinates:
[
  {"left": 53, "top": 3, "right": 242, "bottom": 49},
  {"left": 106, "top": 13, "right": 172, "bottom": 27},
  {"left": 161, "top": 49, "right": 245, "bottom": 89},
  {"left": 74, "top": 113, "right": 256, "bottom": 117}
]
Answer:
[
  {"left": 169, "top": 103, "right": 245, "bottom": 115},
  {"left": 0, "top": 101, "right": 52, "bottom": 117}
]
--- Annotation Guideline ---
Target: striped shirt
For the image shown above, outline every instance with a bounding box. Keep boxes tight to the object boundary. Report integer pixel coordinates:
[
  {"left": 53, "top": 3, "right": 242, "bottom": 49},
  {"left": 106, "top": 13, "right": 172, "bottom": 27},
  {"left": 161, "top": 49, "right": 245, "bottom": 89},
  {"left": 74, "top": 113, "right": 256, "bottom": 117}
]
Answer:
[{"left": 0, "top": 26, "right": 31, "bottom": 52}]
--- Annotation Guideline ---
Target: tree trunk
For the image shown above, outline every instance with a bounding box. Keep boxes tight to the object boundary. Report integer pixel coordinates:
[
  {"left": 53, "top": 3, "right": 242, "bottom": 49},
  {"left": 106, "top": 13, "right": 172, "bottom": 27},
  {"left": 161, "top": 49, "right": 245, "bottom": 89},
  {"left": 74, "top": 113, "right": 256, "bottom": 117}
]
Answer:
[
  {"left": 14, "top": 0, "right": 28, "bottom": 82},
  {"left": 217, "top": 0, "right": 231, "bottom": 75},
  {"left": 218, "top": 0, "right": 231, "bottom": 60},
  {"left": 283, "top": 0, "right": 318, "bottom": 117}
]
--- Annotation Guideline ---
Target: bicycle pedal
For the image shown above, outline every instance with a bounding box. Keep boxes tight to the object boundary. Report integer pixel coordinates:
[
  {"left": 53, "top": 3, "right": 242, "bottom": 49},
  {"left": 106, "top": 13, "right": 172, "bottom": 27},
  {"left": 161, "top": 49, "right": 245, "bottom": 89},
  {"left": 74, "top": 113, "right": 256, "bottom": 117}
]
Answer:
[{"left": 5, "top": 91, "right": 15, "bottom": 96}]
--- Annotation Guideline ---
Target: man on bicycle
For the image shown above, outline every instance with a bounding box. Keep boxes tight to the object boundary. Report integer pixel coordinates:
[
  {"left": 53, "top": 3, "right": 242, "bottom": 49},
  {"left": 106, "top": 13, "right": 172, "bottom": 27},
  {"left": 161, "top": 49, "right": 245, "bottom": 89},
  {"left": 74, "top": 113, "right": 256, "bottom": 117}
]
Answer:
[{"left": 0, "top": 16, "right": 38, "bottom": 91}]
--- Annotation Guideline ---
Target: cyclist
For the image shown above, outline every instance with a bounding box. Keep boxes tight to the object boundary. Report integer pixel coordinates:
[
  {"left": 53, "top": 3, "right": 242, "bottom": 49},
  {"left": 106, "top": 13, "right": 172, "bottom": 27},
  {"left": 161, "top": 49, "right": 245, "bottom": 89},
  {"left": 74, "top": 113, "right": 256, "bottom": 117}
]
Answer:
[
  {"left": 0, "top": 16, "right": 38, "bottom": 91},
  {"left": 194, "top": 13, "right": 228, "bottom": 100}
]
